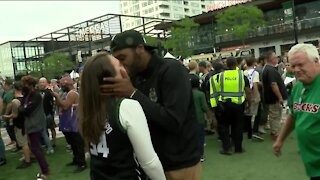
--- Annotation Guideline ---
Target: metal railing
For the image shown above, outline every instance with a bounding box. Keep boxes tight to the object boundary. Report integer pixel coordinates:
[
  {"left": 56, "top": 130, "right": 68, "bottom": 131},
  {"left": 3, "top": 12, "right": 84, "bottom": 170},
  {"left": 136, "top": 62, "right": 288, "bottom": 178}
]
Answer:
[{"left": 215, "top": 16, "right": 320, "bottom": 43}]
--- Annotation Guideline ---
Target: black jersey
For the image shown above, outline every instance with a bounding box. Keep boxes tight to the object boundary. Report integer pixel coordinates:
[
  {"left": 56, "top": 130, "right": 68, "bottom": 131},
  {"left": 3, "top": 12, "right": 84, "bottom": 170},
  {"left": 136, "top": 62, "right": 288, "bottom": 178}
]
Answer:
[
  {"left": 89, "top": 99, "right": 146, "bottom": 180},
  {"left": 12, "top": 97, "right": 24, "bottom": 129}
]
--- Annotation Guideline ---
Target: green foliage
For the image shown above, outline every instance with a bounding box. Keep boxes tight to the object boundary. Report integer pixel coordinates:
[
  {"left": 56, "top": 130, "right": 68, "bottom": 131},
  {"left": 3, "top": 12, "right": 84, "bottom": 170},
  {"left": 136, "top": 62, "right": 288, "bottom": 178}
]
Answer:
[
  {"left": 164, "top": 18, "right": 199, "bottom": 58},
  {"left": 27, "top": 53, "right": 74, "bottom": 79},
  {"left": 26, "top": 61, "right": 42, "bottom": 78},
  {"left": 144, "top": 35, "right": 158, "bottom": 47},
  {"left": 216, "top": 5, "right": 265, "bottom": 44}
]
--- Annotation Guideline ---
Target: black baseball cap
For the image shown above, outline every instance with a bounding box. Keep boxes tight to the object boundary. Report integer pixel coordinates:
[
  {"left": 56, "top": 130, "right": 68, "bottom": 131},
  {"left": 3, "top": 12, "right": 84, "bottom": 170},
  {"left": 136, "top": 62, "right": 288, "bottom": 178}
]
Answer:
[{"left": 110, "top": 30, "right": 157, "bottom": 53}]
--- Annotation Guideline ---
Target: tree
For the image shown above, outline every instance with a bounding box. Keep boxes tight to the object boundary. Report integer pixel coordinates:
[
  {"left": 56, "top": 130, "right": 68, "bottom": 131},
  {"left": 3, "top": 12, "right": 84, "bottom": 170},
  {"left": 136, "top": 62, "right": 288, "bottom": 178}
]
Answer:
[
  {"left": 144, "top": 35, "right": 158, "bottom": 47},
  {"left": 164, "top": 18, "right": 199, "bottom": 58},
  {"left": 27, "top": 53, "right": 75, "bottom": 79},
  {"left": 216, "top": 5, "right": 265, "bottom": 45}
]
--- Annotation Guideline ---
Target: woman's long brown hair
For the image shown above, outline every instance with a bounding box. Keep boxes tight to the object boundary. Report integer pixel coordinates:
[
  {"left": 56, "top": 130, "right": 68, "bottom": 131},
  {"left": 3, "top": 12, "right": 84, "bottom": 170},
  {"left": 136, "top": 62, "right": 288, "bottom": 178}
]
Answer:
[{"left": 79, "top": 52, "right": 116, "bottom": 144}]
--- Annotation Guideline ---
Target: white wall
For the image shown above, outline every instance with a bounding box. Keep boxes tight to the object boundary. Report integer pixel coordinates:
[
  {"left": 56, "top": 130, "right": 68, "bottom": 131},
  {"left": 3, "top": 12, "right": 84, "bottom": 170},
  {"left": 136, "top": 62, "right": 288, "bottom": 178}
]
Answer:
[{"left": 0, "top": 43, "right": 14, "bottom": 78}]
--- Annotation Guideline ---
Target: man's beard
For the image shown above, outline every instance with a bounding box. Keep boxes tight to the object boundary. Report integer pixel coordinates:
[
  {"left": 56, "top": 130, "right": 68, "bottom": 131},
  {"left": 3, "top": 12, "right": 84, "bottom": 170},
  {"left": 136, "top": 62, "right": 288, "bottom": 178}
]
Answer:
[
  {"left": 127, "top": 53, "right": 142, "bottom": 78},
  {"left": 61, "top": 86, "right": 69, "bottom": 92}
]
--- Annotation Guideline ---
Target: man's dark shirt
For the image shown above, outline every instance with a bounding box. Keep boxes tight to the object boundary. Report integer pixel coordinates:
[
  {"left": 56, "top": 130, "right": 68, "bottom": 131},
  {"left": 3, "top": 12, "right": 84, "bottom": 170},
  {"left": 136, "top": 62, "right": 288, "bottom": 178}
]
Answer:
[
  {"left": 40, "top": 89, "right": 54, "bottom": 116},
  {"left": 262, "top": 65, "right": 288, "bottom": 104},
  {"left": 131, "top": 54, "right": 199, "bottom": 171}
]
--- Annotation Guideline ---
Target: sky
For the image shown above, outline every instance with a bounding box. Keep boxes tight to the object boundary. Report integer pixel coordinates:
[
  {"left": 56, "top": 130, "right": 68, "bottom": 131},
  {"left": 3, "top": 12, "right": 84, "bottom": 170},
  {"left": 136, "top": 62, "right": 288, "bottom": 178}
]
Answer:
[{"left": 0, "top": 1, "right": 120, "bottom": 44}]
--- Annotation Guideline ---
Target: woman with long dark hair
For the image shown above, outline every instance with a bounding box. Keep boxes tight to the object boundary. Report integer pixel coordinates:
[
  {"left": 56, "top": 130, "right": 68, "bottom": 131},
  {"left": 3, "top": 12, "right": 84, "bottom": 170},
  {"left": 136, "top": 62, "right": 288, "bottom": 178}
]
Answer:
[{"left": 79, "top": 52, "right": 165, "bottom": 180}]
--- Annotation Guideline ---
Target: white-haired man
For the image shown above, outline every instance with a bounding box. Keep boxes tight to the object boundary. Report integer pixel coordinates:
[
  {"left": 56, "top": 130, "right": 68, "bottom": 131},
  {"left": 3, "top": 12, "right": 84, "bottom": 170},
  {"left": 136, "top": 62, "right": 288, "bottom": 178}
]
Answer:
[
  {"left": 273, "top": 43, "right": 320, "bottom": 180},
  {"left": 39, "top": 77, "right": 56, "bottom": 151}
]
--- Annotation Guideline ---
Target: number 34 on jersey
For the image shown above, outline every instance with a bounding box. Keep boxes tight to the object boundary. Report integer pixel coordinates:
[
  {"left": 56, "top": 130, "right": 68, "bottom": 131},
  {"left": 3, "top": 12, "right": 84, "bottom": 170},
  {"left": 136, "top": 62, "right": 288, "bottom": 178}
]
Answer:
[{"left": 90, "top": 123, "right": 113, "bottom": 158}]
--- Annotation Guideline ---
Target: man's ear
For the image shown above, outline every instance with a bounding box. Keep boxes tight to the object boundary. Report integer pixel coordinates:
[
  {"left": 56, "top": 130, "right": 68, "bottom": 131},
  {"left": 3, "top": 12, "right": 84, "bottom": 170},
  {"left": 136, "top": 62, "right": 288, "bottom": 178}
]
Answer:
[{"left": 135, "top": 44, "right": 144, "bottom": 55}]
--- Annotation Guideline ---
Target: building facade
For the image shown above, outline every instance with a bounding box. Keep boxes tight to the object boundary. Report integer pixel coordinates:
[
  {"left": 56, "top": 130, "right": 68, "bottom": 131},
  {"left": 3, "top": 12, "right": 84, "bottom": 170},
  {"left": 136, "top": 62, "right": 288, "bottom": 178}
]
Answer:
[
  {"left": 156, "top": 0, "right": 320, "bottom": 59},
  {"left": 0, "top": 41, "right": 44, "bottom": 78},
  {"left": 120, "top": 0, "right": 214, "bottom": 30}
]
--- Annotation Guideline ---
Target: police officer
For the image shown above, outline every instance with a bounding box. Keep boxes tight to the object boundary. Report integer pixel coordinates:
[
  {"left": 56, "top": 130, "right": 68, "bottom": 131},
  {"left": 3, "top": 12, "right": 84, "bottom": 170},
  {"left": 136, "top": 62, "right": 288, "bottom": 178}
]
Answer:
[
  {"left": 213, "top": 57, "right": 251, "bottom": 155},
  {"left": 208, "top": 62, "right": 225, "bottom": 139}
]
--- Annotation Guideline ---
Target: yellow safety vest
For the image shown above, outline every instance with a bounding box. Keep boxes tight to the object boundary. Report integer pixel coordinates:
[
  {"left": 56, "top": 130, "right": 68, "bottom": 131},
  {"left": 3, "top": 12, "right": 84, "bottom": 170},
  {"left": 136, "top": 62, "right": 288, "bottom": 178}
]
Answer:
[
  {"left": 209, "top": 74, "right": 220, "bottom": 108},
  {"left": 218, "top": 69, "right": 245, "bottom": 104}
]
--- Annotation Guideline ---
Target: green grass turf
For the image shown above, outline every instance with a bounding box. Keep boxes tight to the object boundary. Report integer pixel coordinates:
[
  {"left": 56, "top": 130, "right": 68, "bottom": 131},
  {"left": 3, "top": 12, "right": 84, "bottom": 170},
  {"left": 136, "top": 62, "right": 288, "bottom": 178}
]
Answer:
[
  {"left": 0, "top": 133, "right": 308, "bottom": 180},
  {"left": 202, "top": 134, "right": 307, "bottom": 180}
]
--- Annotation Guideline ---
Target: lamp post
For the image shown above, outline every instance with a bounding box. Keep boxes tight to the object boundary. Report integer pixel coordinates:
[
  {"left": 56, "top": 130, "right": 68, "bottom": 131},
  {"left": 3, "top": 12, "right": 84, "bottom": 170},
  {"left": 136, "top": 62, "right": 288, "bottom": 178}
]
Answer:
[{"left": 292, "top": 0, "right": 298, "bottom": 44}]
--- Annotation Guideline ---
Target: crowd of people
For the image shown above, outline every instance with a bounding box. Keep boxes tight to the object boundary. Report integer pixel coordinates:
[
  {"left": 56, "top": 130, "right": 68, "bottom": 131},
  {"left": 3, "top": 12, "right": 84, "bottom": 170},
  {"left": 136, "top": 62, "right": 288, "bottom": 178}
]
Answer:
[
  {"left": 0, "top": 29, "right": 319, "bottom": 180},
  {"left": 188, "top": 43, "right": 320, "bottom": 180}
]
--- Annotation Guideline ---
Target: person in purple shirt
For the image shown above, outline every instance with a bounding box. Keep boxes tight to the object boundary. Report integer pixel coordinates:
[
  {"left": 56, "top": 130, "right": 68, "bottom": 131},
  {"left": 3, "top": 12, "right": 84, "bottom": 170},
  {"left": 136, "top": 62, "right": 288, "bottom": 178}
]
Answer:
[{"left": 52, "top": 76, "right": 86, "bottom": 173}]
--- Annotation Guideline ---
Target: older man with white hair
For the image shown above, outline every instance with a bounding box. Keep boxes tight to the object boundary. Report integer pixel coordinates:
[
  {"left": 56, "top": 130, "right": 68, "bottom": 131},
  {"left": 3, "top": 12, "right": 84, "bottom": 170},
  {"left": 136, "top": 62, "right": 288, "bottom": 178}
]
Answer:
[
  {"left": 39, "top": 77, "right": 56, "bottom": 151},
  {"left": 273, "top": 43, "right": 320, "bottom": 180}
]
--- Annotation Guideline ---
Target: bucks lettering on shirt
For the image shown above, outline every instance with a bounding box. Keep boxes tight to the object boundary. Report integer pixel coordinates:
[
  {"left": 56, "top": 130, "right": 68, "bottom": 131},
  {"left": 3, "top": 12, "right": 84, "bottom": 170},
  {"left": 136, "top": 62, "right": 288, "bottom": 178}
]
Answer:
[
  {"left": 89, "top": 100, "right": 145, "bottom": 180},
  {"left": 292, "top": 102, "right": 319, "bottom": 113}
]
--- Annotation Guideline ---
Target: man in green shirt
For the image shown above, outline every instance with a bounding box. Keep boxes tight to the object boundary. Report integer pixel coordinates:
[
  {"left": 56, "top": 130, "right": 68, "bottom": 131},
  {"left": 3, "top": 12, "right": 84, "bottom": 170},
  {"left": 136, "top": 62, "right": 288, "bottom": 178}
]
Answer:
[
  {"left": 2, "top": 79, "right": 16, "bottom": 146},
  {"left": 190, "top": 74, "right": 208, "bottom": 162},
  {"left": 273, "top": 43, "right": 320, "bottom": 180}
]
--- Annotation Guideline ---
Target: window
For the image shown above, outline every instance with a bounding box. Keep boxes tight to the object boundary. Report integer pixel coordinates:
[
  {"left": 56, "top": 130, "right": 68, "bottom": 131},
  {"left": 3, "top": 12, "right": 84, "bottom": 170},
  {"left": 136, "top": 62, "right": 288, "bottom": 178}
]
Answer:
[
  {"left": 159, "top": 4, "right": 170, "bottom": 9},
  {"left": 172, "top": 0, "right": 182, "bottom": 4},
  {"left": 133, "top": 4, "right": 139, "bottom": 10},
  {"left": 191, "top": 2, "right": 199, "bottom": 8},
  {"left": 172, "top": 6, "right": 183, "bottom": 11},
  {"left": 134, "top": 12, "right": 140, "bottom": 16},
  {"left": 142, "top": 2, "right": 147, "bottom": 7},
  {"left": 160, "top": 12, "right": 170, "bottom": 17},
  {"left": 192, "top": 9, "right": 199, "bottom": 14},
  {"left": 174, "top": 14, "right": 183, "bottom": 19}
]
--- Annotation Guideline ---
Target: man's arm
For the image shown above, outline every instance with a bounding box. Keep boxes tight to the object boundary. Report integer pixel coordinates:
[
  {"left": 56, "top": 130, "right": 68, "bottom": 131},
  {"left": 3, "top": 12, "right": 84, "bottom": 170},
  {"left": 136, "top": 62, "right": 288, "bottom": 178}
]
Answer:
[
  {"left": 132, "top": 62, "right": 193, "bottom": 133},
  {"left": 3, "top": 99, "right": 20, "bottom": 119},
  {"left": 46, "top": 90, "right": 55, "bottom": 114},
  {"left": 273, "top": 114, "right": 295, "bottom": 156},
  {"left": 244, "top": 75, "right": 252, "bottom": 104},
  {"left": 278, "top": 114, "right": 295, "bottom": 142},
  {"left": 268, "top": 70, "right": 284, "bottom": 104},
  {"left": 53, "top": 91, "right": 77, "bottom": 110},
  {"left": 200, "top": 92, "right": 209, "bottom": 113},
  {"left": 0, "top": 97, "right": 3, "bottom": 115},
  {"left": 271, "top": 83, "right": 283, "bottom": 104}
]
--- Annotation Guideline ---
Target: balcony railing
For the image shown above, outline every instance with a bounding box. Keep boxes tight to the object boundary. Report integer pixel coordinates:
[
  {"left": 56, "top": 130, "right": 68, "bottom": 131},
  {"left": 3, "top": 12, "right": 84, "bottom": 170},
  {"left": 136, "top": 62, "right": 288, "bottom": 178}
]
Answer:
[{"left": 215, "top": 16, "right": 320, "bottom": 44}]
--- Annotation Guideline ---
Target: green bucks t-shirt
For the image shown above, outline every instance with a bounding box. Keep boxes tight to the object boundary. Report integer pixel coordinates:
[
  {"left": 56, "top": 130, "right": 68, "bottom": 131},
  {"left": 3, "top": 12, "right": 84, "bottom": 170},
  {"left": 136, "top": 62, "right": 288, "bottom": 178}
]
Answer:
[{"left": 289, "top": 74, "right": 320, "bottom": 177}]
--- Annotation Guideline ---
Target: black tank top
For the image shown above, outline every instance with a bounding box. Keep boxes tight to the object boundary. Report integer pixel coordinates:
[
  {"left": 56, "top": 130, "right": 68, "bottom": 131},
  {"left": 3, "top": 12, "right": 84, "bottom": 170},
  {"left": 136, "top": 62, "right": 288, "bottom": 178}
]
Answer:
[
  {"left": 13, "top": 97, "right": 24, "bottom": 129},
  {"left": 89, "top": 98, "right": 146, "bottom": 180}
]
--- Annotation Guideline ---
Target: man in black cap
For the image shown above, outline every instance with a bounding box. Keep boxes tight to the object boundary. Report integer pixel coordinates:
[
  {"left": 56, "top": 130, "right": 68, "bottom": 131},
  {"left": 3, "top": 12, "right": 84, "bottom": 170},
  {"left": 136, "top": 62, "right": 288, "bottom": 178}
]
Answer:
[
  {"left": 101, "top": 30, "right": 200, "bottom": 180},
  {"left": 217, "top": 57, "right": 251, "bottom": 155}
]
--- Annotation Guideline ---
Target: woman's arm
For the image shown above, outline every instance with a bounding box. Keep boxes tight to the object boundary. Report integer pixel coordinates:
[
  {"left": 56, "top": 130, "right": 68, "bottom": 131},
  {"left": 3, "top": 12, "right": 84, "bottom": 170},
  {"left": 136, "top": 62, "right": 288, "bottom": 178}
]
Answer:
[{"left": 119, "top": 99, "right": 166, "bottom": 180}]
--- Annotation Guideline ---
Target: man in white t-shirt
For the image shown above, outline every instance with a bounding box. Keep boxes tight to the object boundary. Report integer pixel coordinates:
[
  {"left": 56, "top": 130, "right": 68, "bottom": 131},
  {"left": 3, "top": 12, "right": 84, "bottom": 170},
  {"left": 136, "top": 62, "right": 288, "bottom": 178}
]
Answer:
[{"left": 244, "top": 57, "right": 263, "bottom": 141}]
